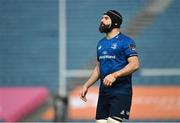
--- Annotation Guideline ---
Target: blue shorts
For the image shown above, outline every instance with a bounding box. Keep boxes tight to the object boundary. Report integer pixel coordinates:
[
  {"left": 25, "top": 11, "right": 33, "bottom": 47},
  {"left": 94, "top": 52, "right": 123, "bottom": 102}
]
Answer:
[{"left": 96, "top": 93, "right": 132, "bottom": 120}]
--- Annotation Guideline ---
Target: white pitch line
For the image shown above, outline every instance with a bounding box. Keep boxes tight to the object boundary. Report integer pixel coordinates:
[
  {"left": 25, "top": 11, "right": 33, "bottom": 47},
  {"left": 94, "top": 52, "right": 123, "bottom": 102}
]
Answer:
[
  {"left": 140, "top": 68, "right": 180, "bottom": 76},
  {"left": 66, "top": 70, "right": 92, "bottom": 78},
  {"left": 66, "top": 68, "right": 180, "bottom": 78}
]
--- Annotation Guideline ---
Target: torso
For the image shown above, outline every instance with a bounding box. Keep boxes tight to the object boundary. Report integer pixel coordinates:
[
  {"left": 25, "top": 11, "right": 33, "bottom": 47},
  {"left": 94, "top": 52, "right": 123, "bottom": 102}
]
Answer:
[{"left": 97, "top": 33, "right": 138, "bottom": 96}]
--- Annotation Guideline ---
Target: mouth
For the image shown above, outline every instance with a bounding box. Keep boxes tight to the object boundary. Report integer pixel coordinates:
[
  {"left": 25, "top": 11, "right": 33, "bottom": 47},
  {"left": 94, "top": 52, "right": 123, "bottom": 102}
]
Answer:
[{"left": 100, "top": 22, "right": 105, "bottom": 26}]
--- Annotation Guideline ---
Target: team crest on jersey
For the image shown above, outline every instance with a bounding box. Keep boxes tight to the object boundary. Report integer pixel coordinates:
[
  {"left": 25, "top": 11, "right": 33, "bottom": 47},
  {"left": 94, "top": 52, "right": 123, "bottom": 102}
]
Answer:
[{"left": 111, "top": 43, "right": 117, "bottom": 49}]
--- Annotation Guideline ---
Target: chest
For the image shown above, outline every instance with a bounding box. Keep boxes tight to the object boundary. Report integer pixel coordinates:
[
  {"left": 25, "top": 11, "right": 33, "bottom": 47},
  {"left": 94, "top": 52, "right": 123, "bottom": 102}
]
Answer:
[{"left": 97, "top": 41, "right": 123, "bottom": 55}]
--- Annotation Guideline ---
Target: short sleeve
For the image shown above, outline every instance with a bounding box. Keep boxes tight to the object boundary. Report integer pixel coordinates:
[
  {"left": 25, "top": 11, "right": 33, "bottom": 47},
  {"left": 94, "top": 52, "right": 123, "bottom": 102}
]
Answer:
[
  {"left": 97, "top": 44, "right": 100, "bottom": 61},
  {"left": 97, "top": 54, "right": 99, "bottom": 61},
  {"left": 123, "top": 39, "right": 138, "bottom": 58}
]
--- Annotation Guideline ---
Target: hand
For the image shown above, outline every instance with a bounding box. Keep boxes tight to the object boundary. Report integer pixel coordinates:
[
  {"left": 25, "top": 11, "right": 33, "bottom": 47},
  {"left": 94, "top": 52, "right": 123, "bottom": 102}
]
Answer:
[
  {"left": 103, "top": 74, "right": 116, "bottom": 87},
  {"left": 80, "top": 85, "right": 88, "bottom": 102}
]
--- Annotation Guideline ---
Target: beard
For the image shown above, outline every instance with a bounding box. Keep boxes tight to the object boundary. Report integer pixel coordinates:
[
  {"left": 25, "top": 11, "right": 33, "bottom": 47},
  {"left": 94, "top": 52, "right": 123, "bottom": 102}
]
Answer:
[{"left": 99, "top": 22, "right": 111, "bottom": 33}]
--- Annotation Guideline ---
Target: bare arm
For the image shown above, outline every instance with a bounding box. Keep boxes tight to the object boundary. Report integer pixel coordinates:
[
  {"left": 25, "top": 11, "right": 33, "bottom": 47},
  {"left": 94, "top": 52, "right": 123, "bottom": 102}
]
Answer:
[
  {"left": 103, "top": 56, "right": 139, "bottom": 87},
  {"left": 80, "top": 61, "right": 100, "bottom": 102},
  {"left": 113, "top": 56, "right": 139, "bottom": 77}
]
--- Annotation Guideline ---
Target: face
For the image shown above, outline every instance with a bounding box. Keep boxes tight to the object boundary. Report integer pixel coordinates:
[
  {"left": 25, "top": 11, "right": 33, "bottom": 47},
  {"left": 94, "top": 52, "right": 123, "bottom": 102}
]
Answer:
[{"left": 99, "top": 15, "right": 112, "bottom": 33}]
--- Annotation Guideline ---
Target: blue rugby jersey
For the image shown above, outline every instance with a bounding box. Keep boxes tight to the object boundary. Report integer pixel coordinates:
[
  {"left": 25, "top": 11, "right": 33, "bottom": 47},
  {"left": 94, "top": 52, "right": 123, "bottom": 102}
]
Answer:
[{"left": 97, "top": 33, "right": 138, "bottom": 96}]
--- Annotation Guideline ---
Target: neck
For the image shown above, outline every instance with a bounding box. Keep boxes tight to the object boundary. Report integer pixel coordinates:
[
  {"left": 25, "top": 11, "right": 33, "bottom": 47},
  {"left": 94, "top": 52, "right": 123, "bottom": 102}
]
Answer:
[{"left": 106, "top": 28, "right": 121, "bottom": 39}]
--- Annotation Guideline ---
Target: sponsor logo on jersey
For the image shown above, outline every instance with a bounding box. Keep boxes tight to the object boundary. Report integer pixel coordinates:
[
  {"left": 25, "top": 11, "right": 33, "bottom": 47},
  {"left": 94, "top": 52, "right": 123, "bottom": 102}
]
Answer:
[
  {"left": 129, "top": 44, "right": 136, "bottom": 51},
  {"left": 99, "top": 55, "right": 116, "bottom": 60}
]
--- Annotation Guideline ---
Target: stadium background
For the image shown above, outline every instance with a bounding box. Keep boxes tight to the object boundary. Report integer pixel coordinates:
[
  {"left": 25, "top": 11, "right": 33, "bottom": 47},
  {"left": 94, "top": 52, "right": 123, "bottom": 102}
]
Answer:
[{"left": 0, "top": 0, "right": 180, "bottom": 122}]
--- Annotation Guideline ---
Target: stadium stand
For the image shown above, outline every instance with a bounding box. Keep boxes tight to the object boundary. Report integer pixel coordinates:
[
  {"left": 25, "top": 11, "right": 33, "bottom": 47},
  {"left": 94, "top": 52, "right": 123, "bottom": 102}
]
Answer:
[
  {"left": 136, "top": 0, "right": 180, "bottom": 85},
  {"left": 66, "top": 0, "right": 180, "bottom": 86},
  {"left": 0, "top": 0, "right": 59, "bottom": 92},
  {"left": 66, "top": 0, "right": 150, "bottom": 69}
]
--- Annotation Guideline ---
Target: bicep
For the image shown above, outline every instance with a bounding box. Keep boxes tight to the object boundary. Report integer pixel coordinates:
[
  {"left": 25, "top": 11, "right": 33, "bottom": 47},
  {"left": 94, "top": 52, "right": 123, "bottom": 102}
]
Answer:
[
  {"left": 95, "top": 61, "right": 100, "bottom": 72},
  {"left": 127, "top": 56, "right": 139, "bottom": 66}
]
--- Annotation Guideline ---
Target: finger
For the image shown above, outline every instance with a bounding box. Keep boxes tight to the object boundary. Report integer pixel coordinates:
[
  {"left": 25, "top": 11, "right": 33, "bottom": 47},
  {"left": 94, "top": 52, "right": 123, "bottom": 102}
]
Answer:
[
  {"left": 104, "top": 77, "right": 109, "bottom": 83},
  {"left": 106, "top": 78, "right": 110, "bottom": 85},
  {"left": 80, "top": 90, "right": 87, "bottom": 102},
  {"left": 81, "top": 89, "right": 87, "bottom": 96},
  {"left": 106, "top": 79, "right": 112, "bottom": 87},
  {"left": 80, "top": 91, "right": 84, "bottom": 99},
  {"left": 81, "top": 91, "right": 85, "bottom": 97},
  {"left": 107, "top": 82, "right": 111, "bottom": 87},
  {"left": 106, "top": 80, "right": 111, "bottom": 86},
  {"left": 103, "top": 79, "right": 106, "bottom": 85},
  {"left": 83, "top": 96, "right": 87, "bottom": 102},
  {"left": 103, "top": 79, "right": 108, "bottom": 86},
  {"left": 104, "top": 80, "right": 110, "bottom": 87},
  {"left": 109, "top": 82, "right": 112, "bottom": 86},
  {"left": 80, "top": 96, "right": 87, "bottom": 102}
]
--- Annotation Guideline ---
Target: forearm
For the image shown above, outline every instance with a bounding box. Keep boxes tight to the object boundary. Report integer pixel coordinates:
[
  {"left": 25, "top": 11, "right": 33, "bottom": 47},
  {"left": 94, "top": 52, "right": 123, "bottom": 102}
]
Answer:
[
  {"left": 112, "top": 57, "right": 139, "bottom": 78},
  {"left": 83, "top": 63, "right": 100, "bottom": 88}
]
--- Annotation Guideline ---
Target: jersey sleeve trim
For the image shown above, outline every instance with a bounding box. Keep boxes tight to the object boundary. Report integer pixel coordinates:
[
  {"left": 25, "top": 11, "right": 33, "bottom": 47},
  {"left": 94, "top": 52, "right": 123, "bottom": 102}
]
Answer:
[{"left": 126, "top": 54, "right": 138, "bottom": 59}]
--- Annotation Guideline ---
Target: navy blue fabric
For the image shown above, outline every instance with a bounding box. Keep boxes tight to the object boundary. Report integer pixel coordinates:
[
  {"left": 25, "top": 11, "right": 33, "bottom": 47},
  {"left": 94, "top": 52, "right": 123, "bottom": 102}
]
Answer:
[
  {"left": 97, "top": 33, "right": 138, "bottom": 95},
  {"left": 96, "top": 94, "right": 132, "bottom": 120}
]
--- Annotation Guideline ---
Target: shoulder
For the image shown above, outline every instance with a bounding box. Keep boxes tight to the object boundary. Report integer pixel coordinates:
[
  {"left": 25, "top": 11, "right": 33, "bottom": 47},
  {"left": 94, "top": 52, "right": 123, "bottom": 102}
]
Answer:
[
  {"left": 97, "top": 37, "right": 106, "bottom": 45},
  {"left": 121, "top": 34, "right": 134, "bottom": 43},
  {"left": 118, "top": 34, "right": 136, "bottom": 46}
]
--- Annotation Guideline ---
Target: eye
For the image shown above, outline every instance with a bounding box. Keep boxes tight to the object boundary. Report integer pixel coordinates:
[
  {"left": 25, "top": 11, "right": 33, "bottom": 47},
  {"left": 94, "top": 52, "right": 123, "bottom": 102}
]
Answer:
[{"left": 105, "top": 17, "right": 109, "bottom": 20}]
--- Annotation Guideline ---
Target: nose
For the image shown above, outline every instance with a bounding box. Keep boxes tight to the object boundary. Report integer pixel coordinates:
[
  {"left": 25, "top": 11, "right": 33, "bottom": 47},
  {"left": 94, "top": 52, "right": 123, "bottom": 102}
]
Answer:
[{"left": 100, "top": 18, "right": 105, "bottom": 23}]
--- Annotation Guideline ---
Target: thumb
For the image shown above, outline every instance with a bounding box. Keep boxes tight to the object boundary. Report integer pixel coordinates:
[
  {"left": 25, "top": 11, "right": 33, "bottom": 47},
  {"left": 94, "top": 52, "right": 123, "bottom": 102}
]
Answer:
[
  {"left": 83, "top": 89, "right": 87, "bottom": 96},
  {"left": 80, "top": 88, "right": 88, "bottom": 102}
]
